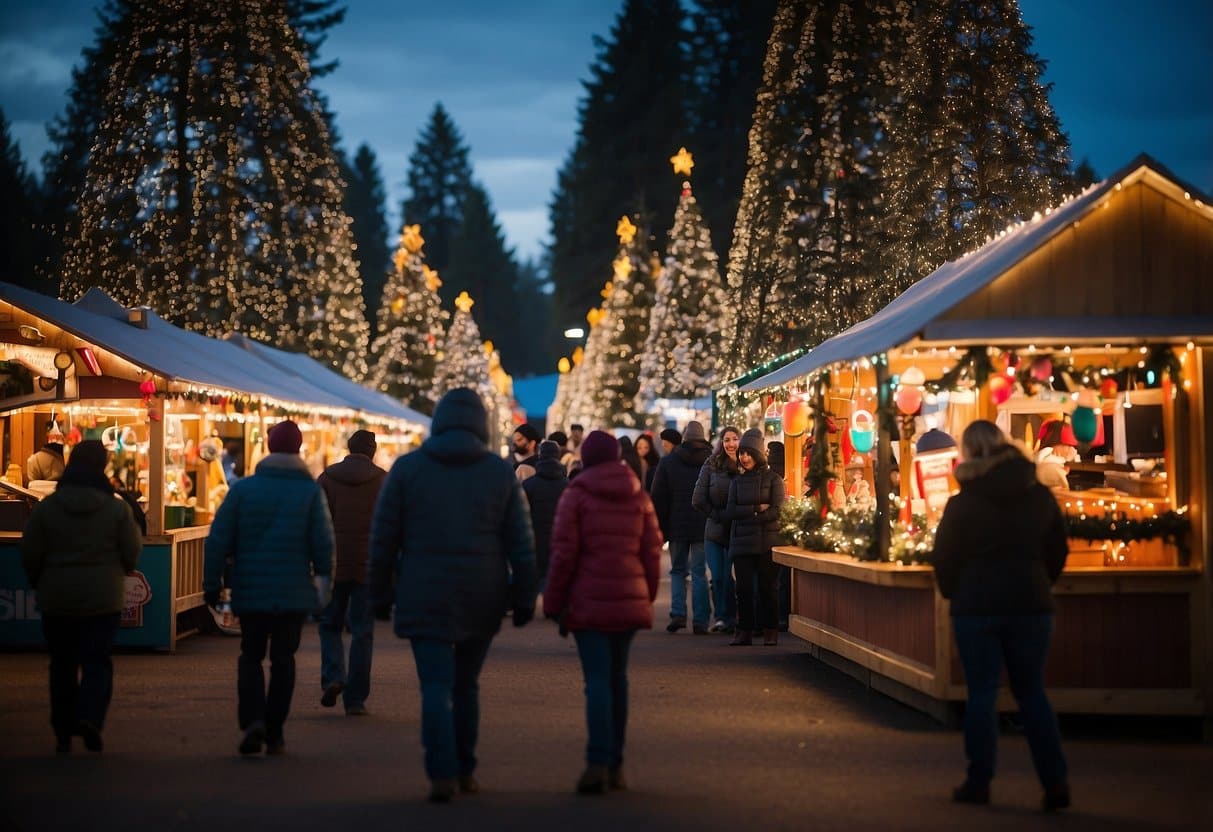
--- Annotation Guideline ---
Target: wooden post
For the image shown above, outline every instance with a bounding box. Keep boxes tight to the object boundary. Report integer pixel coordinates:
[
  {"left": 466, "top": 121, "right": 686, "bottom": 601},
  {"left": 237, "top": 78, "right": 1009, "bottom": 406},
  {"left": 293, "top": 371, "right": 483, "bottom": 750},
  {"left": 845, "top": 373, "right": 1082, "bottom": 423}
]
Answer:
[
  {"left": 786, "top": 432, "right": 805, "bottom": 497},
  {"left": 147, "top": 408, "right": 165, "bottom": 536},
  {"left": 874, "top": 358, "right": 893, "bottom": 558}
]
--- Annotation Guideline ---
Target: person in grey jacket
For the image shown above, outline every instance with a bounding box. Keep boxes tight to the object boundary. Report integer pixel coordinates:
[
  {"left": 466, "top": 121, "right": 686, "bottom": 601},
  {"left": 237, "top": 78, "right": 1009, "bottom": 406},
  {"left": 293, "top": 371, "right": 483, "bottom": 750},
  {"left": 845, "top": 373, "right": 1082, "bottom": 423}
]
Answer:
[
  {"left": 204, "top": 420, "right": 335, "bottom": 757},
  {"left": 691, "top": 425, "right": 741, "bottom": 633},
  {"left": 723, "top": 429, "right": 784, "bottom": 646},
  {"left": 369, "top": 388, "right": 538, "bottom": 803}
]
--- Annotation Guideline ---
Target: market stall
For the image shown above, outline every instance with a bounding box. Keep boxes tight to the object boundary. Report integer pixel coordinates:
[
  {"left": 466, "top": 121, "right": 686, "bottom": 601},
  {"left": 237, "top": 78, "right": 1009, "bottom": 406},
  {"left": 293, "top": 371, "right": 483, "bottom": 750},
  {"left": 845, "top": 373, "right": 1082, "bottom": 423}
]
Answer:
[
  {"left": 732, "top": 156, "right": 1212, "bottom": 724},
  {"left": 0, "top": 284, "right": 429, "bottom": 651}
]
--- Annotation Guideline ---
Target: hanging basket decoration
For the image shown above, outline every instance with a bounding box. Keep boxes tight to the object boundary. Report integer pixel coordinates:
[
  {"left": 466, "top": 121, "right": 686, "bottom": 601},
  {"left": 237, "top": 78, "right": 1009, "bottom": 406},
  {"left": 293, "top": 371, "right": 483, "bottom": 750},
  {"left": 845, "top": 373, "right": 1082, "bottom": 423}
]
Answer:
[{"left": 850, "top": 409, "right": 876, "bottom": 454}]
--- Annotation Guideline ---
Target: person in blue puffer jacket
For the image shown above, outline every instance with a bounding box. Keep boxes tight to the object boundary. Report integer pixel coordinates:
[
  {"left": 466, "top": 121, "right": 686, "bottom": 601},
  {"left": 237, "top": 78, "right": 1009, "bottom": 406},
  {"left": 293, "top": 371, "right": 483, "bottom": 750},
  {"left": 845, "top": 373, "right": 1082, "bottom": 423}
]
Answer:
[{"left": 204, "top": 420, "right": 334, "bottom": 757}]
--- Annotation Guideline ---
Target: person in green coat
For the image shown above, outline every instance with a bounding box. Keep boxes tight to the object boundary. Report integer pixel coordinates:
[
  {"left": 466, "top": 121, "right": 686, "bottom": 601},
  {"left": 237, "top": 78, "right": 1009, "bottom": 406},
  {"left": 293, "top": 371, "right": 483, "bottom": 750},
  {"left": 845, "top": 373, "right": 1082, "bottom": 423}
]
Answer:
[{"left": 21, "top": 440, "right": 142, "bottom": 754}]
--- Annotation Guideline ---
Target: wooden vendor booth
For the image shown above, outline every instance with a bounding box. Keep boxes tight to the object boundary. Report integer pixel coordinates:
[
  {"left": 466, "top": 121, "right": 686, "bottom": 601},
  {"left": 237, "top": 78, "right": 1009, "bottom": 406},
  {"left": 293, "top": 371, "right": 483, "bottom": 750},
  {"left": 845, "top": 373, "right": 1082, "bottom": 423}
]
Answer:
[
  {"left": 737, "top": 156, "right": 1212, "bottom": 724},
  {"left": 0, "top": 283, "right": 429, "bottom": 651}
]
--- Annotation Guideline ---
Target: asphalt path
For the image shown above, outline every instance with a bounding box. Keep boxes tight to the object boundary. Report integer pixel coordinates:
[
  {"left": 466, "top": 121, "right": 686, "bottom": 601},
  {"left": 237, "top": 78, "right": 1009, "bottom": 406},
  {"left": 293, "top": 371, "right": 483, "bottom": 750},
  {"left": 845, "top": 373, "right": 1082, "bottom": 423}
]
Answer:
[{"left": 2, "top": 558, "right": 1210, "bottom": 831}]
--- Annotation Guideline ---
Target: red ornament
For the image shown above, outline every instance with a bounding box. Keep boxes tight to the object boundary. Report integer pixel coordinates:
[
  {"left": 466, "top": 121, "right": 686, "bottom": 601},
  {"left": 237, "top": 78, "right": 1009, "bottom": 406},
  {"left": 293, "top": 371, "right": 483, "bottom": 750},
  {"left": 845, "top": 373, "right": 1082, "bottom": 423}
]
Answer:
[
  {"left": 895, "top": 386, "right": 923, "bottom": 415},
  {"left": 1099, "top": 378, "right": 1118, "bottom": 399},
  {"left": 139, "top": 378, "right": 156, "bottom": 396},
  {"left": 1030, "top": 357, "right": 1053, "bottom": 382},
  {"left": 988, "top": 374, "right": 1013, "bottom": 406},
  {"left": 840, "top": 422, "right": 854, "bottom": 465}
]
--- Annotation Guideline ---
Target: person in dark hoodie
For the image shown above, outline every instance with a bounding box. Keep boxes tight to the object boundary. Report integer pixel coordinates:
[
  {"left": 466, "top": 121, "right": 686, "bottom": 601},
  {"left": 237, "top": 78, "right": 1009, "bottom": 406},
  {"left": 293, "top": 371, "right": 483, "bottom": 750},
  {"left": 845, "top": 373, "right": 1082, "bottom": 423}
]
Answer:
[
  {"left": 369, "top": 388, "right": 538, "bottom": 803},
  {"left": 723, "top": 429, "right": 784, "bottom": 646},
  {"left": 522, "top": 440, "right": 569, "bottom": 590},
  {"left": 204, "top": 420, "right": 335, "bottom": 757},
  {"left": 544, "top": 430, "right": 662, "bottom": 795},
  {"left": 316, "top": 430, "right": 386, "bottom": 715},
  {"left": 21, "top": 440, "right": 142, "bottom": 753},
  {"left": 930, "top": 420, "right": 1070, "bottom": 811},
  {"left": 650, "top": 420, "right": 713, "bottom": 634}
]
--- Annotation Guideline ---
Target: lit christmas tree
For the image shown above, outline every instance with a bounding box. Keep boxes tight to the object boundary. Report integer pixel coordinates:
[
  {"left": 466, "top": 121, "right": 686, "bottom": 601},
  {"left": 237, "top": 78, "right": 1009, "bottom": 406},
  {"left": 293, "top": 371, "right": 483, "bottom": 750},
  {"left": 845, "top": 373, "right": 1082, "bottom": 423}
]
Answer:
[
  {"left": 58, "top": 0, "right": 368, "bottom": 376},
  {"left": 568, "top": 309, "right": 611, "bottom": 429},
  {"left": 546, "top": 354, "right": 576, "bottom": 433},
  {"left": 368, "top": 224, "right": 448, "bottom": 414},
  {"left": 430, "top": 290, "right": 498, "bottom": 433},
  {"left": 879, "top": 0, "right": 1073, "bottom": 300},
  {"left": 637, "top": 148, "right": 730, "bottom": 412},
  {"left": 595, "top": 215, "right": 655, "bottom": 427}
]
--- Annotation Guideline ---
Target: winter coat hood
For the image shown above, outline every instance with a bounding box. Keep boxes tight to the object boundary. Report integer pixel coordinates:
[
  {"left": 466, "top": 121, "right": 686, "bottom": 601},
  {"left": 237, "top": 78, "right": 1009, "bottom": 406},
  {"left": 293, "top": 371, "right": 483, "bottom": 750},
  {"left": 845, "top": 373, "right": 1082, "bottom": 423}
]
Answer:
[
  {"left": 50, "top": 483, "right": 114, "bottom": 516},
  {"left": 568, "top": 459, "right": 638, "bottom": 501},
  {"left": 255, "top": 452, "right": 313, "bottom": 478},
  {"left": 424, "top": 389, "right": 490, "bottom": 465},
  {"left": 673, "top": 438, "right": 712, "bottom": 467},
  {"left": 955, "top": 445, "right": 1036, "bottom": 498},
  {"left": 322, "top": 453, "right": 383, "bottom": 486},
  {"left": 533, "top": 455, "right": 568, "bottom": 481}
]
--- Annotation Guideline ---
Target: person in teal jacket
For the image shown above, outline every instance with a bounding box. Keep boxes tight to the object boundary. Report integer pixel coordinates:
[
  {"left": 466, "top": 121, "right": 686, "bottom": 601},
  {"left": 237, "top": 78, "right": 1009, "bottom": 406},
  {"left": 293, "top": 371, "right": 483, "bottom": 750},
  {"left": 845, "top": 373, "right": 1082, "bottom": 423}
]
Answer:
[{"left": 204, "top": 420, "right": 334, "bottom": 756}]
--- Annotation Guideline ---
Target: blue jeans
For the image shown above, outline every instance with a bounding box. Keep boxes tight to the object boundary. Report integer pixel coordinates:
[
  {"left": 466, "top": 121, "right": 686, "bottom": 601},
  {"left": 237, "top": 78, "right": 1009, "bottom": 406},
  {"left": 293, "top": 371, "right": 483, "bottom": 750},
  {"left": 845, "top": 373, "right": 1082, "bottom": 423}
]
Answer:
[
  {"left": 573, "top": 630, "right": 635, "bottom": 768},
  {"left": 668, "top": 540, "right": 710, "bottom": 626},
  {"left": 409, "top": 638, "right": 492, "bottom": 780},
  {"left": 318, "top": 581, "right": 374, "bottom": 708},
  {"left": 952, "top": 614, "right": 1068, "bottom": 788},
  {"left": 704, "top": 539, "right": 735, "bottom": 626},
  {"left": 41, "top": 613, "right": 119, "bottom": 741}
]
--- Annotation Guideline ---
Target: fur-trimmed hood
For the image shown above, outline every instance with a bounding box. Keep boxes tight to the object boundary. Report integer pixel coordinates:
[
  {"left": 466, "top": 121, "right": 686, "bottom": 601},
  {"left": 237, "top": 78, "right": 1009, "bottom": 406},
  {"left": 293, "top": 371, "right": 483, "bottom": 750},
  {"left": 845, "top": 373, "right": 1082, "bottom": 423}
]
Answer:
[{"left": 954, "top": 444, "right": 1037, "bottom": 498}]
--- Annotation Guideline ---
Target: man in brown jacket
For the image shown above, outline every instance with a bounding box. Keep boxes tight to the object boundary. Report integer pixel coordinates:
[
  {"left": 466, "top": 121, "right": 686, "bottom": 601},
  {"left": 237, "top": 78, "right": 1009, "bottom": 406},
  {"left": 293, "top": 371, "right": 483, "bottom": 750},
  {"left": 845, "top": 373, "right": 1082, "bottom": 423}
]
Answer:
[{"left": 316, "top": 430, "right": 386, "bottom": 715}]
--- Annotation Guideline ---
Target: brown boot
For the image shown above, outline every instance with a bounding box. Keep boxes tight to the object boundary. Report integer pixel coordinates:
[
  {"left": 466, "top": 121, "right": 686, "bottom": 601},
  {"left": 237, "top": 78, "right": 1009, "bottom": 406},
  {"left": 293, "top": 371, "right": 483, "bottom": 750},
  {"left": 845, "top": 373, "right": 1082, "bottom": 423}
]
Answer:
[
  {"left": 729, "top": 630, "right": 752, "bottom": 646},
  {"left": 763, "top": 629, "right": 778, "bottom": 646}
]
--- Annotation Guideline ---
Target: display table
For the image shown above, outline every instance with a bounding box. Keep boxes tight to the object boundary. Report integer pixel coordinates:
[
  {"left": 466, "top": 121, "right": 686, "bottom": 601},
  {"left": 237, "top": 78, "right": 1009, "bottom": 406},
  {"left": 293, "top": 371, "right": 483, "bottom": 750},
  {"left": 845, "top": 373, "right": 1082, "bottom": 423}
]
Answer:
[
  {"left": 0, "top": 525, "right": 210, "bottom": 652},
  {"left": 775, "top": 546, "right": 1206, "bottom": 722}
]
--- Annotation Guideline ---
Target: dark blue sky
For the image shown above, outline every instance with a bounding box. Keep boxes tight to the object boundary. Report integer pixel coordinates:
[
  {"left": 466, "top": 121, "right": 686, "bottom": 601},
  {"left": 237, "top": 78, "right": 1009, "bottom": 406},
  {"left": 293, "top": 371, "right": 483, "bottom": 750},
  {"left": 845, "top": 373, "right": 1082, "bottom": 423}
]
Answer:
[{"left": 1, "top": 1, "right": 1210, "bottom": 262}]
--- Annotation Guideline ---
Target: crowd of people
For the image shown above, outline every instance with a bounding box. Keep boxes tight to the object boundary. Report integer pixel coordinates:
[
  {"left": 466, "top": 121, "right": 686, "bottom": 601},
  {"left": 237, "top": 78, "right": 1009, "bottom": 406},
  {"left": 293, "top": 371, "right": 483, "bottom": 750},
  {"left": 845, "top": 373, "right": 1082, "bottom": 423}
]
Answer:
[{"left": 18, "top": 391, "right": 1070, "bottom": 811}]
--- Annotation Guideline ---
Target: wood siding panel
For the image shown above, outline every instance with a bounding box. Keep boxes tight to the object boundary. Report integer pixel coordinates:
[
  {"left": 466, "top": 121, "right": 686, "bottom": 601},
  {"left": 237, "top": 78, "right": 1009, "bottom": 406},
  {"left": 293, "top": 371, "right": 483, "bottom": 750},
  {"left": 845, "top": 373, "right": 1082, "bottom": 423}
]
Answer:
[{"left": 797, "top": 571, "right": 935, "bottom": 666}]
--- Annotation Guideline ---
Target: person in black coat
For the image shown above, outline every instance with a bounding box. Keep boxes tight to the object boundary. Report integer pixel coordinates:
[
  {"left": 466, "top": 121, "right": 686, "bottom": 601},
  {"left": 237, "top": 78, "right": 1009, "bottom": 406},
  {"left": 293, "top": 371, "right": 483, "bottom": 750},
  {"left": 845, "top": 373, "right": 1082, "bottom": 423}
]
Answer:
[
  {"left": 649, "top": 420, "right": 713, "bottom": 634},
  {"left": 930, "top": 419, "right": 1070, "bottom": 811},
  {"left": 369, "top": 388, "right": 538, "bottom": 802},
  {"left": 723, "top": 429, "right": 784, "bottom": 646},
  {"left": 692, "top": 426, "right": 741, "bottom": 633},
  {"left": 522, "top": 440, "right": 568, "bottom": 589}
]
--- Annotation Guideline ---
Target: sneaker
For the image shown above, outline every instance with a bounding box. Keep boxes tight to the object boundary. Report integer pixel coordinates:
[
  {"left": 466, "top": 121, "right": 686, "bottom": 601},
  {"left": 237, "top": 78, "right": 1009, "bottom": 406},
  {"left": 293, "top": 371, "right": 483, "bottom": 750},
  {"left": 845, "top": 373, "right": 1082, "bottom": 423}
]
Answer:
[
  {"left": 428, "top": 779, "right": 456, "bottom": 803},
  {"left": 952, "top": 780, "right": 990, "bottom": 804},
  {"left": 320, "top": 682, "right": 344, "bottom": 708},
  {"left": 709, "top": 620, "right": 726, "bottom": 633},
  {"left": 345, "top": 704, "right": 369, "bottom": 716},
  {"left": 265, "top": 737, "right": 286, "bottom": 756},
  {"left": 76, "top": 720, "right": 103, "bottom": 753},
  {"left": 239, "top": 721, "right": 266, "bottom": 756},
  {"left": 1042, "top": 783, "right": 1071, "bottom": 811},
  {"left": 458, "top": 775, "right": 480, "bottom": 794},
  {"left": 608, "top": 767, "right": 627, "bottom": 791},
  {"left": 576, "top": 765, "right": 610, "bottom": 795},
  {"left": 666, "top": 617, "right": 687, "bottom": 633},
  {"left": 692, "top": 624, "right": 710, "bottom": 635}
]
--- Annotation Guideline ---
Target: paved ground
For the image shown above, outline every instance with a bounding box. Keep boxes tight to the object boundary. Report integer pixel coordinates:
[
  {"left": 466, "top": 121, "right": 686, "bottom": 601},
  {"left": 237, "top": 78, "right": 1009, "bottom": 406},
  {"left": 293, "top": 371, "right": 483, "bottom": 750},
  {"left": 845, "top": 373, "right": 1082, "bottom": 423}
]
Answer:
[{"left": 2, "top": 560, "right": 1210, "bottom": 832}]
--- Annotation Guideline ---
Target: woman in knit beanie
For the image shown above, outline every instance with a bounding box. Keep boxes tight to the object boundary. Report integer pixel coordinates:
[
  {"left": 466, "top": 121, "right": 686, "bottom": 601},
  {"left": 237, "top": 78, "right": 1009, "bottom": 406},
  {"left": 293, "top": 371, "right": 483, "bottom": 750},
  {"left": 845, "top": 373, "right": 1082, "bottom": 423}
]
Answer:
[{"left": 722, "top": 429, "right": 784, "bottom": 645}]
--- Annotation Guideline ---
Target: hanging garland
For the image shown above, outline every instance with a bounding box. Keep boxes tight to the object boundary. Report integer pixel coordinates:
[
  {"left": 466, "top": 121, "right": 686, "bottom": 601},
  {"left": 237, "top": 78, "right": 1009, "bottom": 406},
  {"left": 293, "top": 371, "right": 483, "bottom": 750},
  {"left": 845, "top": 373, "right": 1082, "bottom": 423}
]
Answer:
[
  {"left": 805, "top": 372, "right": 835, "bottom": 499},
  {"left": 922, "top": 347, "right": 994, "bottom": 394},
  {"left": 1065, "top": 510, "right": 1190, "bottom": 557}
]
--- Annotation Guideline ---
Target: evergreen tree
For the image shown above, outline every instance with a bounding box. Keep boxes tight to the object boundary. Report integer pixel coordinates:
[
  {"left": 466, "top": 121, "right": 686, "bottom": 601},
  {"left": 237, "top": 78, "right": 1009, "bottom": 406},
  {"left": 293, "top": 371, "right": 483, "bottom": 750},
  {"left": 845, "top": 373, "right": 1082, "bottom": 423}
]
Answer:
[
  {"left": 638, "top": 173, "right": 729, "bottom": 410},
  {"left": 401, "top": 103, "right": 473, "bottom": 282},
  {"left": 568, "top": 310, "right": 610, "bottom": 429},
  {"left": 595, "top": 216, "right": 655, "bottom": 428},
  {"left": 686, "top": 0, "right": 779, "bottom": 264},
  {"left": 0, "top": 108, "right": 46, "bottom": 292},
  {"left": 345, "top": 143, "right": 391, "bottom": 339},
  {"left": 546, "top": 356, "right": 576, "bottom": 433},
  {"left": 369, "top": 224, "right": 448, "bottom": 414},
  {"left": 512, "top": 258, "right": 555, "bottom": 377},
  {"left": 430, "top": 290, "right": 497, "bottom": 422},
  {"left": 1073, "top": 157, "right": 1099, "bottom": 189},
  {"left": 442, "top": 182, "right": 521, "bottom": 365},
  {"left": 724, "top": 0, "right": 905, "bottom": 372},
  {"left": 547, "top": 0, "right": 689, "bottom": 344},
  {"left": 880, "top": 0, "right": 1073, "bottom": 299},
  {"left": 57, "top": 0, "right": 368, "bottom": 376}
]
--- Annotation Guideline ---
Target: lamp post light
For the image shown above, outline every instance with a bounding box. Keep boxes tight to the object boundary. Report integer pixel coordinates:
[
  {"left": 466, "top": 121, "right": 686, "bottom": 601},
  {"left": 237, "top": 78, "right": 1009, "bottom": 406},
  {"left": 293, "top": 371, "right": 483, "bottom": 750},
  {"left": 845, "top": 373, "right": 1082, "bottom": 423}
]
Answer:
[{"left": 563, "top": 327, "right": 585, "bottom": 340}]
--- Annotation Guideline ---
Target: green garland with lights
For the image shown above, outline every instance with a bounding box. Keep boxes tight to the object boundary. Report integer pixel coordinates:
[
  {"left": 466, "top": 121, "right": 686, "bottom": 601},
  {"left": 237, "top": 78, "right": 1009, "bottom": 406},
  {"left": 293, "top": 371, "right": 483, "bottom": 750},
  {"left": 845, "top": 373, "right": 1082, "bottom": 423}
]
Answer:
[{"left": 1065, "top": 510, "right": 1191, "bottom": 557}]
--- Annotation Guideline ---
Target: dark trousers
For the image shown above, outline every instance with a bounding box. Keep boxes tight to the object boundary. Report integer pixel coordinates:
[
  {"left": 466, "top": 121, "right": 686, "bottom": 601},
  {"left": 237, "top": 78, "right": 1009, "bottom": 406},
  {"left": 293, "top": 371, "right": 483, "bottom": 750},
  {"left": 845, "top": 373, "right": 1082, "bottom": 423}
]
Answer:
[
  {"left": 238, "top": 612, "right": 306, "bottom": 741},
  {"left": 573, "top": 630, "right": 635, "bottom": 768},
  {"left": 41, "top": 613, "right": 119, "bottom": 740},
  {"left": 733, "top": 552, "right": 778, "bottom": 631},
  {"left": 952, "top": 614, "right": 1068, "bottom": 789},
  {"left": 410, "top": 638, "right": 493, "bottom": 780}
]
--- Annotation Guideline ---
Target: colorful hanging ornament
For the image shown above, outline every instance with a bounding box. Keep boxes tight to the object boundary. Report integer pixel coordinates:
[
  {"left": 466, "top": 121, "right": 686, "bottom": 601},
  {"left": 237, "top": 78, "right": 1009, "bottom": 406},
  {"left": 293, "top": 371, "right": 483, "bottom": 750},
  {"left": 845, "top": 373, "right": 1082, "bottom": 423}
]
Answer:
[
  {"left": 850, "top": 409, "right": 875, "bottom": 454},
  {"left": 1100, "top": 377, "right": 1119, "bottom": 399},
  {"left": 1071, "top": 406, "right": 1099, "bottom": 444},
  {"left": 895, "top": 386, "right": 923, "bottom": 415},
  {"left": 988, "top": 374, "right": 1013, "bottom": 406},
  {"left": 900, "top": 366, "right": 926, "bottom": 387},
  {"left": 781, "top": 398, "right": 809, "bottom": 437},
  {"left": 1030, "top": 357, "right": 1053, "bottom": 382}
]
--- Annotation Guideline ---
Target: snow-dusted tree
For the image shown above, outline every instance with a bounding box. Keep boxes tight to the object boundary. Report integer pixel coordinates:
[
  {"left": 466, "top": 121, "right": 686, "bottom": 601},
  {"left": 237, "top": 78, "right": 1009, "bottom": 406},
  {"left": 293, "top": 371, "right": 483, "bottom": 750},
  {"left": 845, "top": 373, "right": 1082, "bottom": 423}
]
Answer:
[
  {"left": 595, "top": 215, "right": 655, "bottom": 427},
  {"left": 368, "top": 224, "right": 448, "bottom": 414},
  {"left": 58, "top": 0, "right": 368, "bottom": 376},
  {"left": 546, "top": 355, "right": 576, "bottom": 433},
  {"left": 430, "top": 290, "right": 497, "bottom": 428},
  {"left": 568, "top": 311, "right": 611, "bottom": 429},
  {"left": 879, "top": 0, "right": 1073, "bottom": 301},
  {"left": 637, "top": 163, "right": 730, "bottom": 412}
]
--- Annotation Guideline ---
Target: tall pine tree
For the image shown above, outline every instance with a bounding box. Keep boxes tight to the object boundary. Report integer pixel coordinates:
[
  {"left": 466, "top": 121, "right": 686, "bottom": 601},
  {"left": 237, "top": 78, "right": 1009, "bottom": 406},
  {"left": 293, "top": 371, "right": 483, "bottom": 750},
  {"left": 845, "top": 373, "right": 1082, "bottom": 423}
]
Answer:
[
  {"left": 880, "top": 0, "right": 1073, "bottom": 300},
  {"left": 344, "top": 143, "right": 390, "bottom": 339},
  {"left": 369, "top": 224, "right": 448, "bottom": 414},
  {"left": 57, "top": 0, "right": 368, "bottom": 376},
  {"left": 0, "top": 108, "right": 46, "bottom": 292},
  {"left": 401, "top": 103, "right": 473, "bottom": 284},
  {"left": 547, "top": 0, "right": 689, "bottom": 343},
  {"left": 638, "top": 162, "right": 729, "bottom": 411},
  {"left": 430, "top": 290, "right": 499, "bottom": 441},
  {"left": 594, "top": 215, "right": 655, "bottom": 428}
]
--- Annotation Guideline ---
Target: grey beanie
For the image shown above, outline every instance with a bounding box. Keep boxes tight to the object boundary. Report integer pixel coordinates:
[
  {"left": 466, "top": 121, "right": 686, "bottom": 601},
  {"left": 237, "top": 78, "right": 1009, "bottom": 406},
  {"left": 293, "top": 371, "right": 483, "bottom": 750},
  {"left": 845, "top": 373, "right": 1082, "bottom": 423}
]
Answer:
[
  {"left": 683, "top": 420, "right": 706, "bottom": 442},
  {"left": 739, "top": 428, "right": 767, "bottom": 465}
]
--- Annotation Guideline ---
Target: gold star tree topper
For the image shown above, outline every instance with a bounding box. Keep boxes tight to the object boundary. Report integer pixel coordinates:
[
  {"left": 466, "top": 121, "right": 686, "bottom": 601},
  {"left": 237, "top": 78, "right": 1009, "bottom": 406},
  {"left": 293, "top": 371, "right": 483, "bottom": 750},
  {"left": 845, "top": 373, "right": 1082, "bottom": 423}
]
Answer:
[
  {"left": 423, "top": 265, "right": 442, "bottom": 292},
  {"left": 401, "top": 224, "right": 425, "bottom": 254},
  {"left": 616, "top": 215, "right": 637, "bottom": 245},
  {"left": 454, "top": 290, "right": 475, "bottom": 313},
  {"left": 670, "top": 147, "right": 694, "bottom": 176}
]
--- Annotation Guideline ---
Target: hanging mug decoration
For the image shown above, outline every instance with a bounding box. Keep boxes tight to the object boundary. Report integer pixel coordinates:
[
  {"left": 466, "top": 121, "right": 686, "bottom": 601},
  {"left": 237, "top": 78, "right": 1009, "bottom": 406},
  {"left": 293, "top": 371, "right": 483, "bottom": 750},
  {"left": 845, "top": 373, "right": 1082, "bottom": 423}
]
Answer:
[{"left": 850, "top": 409, "right": 876, "bottom": 454}]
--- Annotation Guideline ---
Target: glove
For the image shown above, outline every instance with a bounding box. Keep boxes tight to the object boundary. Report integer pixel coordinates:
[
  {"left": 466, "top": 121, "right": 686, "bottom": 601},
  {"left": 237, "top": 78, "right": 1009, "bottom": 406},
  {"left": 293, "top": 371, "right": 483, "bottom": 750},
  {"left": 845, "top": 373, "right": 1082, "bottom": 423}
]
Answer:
[
  {"left": 313, "top": 576, "right": 332, "bottom": 610},
  {"left": 373, "top": 602, "right": 392, "bottom": 621},
  {"left": 204, "top": 589, "right": 221, "bottom": 608},
  {"left": 512, "top": 606, "right": 534, "bottom": 628}
]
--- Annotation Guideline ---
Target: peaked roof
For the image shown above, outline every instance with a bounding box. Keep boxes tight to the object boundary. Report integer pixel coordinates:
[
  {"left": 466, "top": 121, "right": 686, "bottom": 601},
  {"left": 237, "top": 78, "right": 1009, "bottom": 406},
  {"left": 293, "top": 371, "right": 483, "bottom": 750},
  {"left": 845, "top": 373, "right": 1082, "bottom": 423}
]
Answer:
[{"left": 741, "top": 155, "right": 1213, "bottom": 392}]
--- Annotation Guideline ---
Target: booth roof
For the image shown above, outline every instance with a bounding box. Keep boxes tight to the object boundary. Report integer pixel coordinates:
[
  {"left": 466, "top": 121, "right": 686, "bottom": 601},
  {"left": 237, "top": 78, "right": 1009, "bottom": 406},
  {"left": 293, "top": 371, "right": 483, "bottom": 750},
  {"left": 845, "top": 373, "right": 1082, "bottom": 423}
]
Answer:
[
  {"left": 224, "top": 333, "right": 430, "bottom": 428},
  {"left": 740, "top": 154, "right": 1213, "bottom": 393}
]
